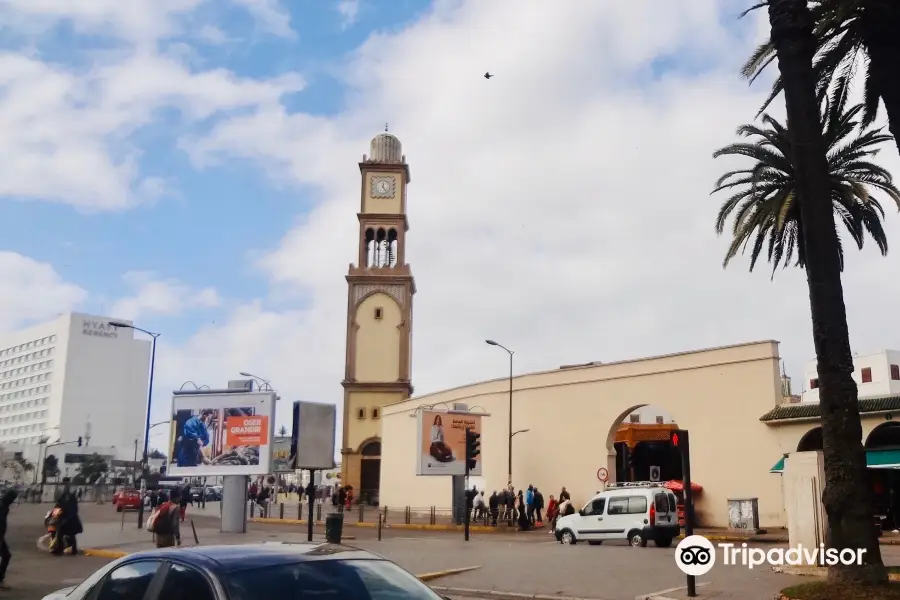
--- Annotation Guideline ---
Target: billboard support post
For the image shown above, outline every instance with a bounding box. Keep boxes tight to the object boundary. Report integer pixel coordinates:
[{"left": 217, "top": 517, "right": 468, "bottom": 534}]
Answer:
[
  {"left": 307, "top": 469, "right": 316, "bottom": 542},
  {"left": 221, "top": 475, "right": 248, "bottom": 534}
]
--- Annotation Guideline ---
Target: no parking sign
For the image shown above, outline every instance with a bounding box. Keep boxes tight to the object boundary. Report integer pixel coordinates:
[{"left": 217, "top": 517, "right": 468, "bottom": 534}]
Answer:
[{"left": 596, "top": 467, "right": 609, "bottom": 482}]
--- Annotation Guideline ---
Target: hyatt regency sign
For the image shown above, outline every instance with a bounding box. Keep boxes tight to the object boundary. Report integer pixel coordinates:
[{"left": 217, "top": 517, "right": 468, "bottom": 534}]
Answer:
[{"left": 82, "top": 320, "right": 118, "bottom": 339}]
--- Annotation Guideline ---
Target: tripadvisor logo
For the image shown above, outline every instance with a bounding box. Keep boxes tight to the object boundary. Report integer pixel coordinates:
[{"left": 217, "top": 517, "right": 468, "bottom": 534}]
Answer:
[{"left": 675, "top": 535, "right": 866, "bottom": 576}]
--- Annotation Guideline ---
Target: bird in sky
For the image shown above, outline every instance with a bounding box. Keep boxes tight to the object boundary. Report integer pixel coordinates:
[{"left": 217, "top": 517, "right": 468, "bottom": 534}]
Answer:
[{"left": 484, "top": 72, "right": 493, "bottom": 79}]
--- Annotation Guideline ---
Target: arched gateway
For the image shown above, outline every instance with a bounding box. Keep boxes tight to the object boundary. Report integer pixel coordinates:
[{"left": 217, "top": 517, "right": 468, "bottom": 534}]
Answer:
[{"left": 379, "top": 340, "right": 788, "bottom": 528}]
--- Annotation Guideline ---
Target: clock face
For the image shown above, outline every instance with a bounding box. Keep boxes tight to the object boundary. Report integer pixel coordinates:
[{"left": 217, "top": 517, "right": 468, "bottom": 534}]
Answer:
[{"left": 371, "top": 176, "right": 395, "bottom": 198}]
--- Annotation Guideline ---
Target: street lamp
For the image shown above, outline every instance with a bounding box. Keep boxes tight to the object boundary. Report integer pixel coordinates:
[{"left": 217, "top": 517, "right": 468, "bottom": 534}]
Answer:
[
  {"left": 239, "top": 372, "right": 274, "bottom": 391},
  {"left": 486, "top": 340, "right": 515, "bottom": 486},
  {"left": 109, "top": 321, "right": 160, "bottom": 530}
]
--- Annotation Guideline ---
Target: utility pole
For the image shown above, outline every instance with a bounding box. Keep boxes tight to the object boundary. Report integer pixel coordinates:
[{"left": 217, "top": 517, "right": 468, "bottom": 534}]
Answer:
[{"left": 671, "top": 429, "right": 696, "bottom": 597}]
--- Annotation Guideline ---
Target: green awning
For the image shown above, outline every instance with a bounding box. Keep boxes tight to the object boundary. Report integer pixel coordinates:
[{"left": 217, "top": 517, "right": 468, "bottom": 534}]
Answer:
[
  {"left": 771, "top": 449, "right": 900, "bottom": 474},
  {"left": 866, "top": 449, "right": 900, "bottom": 469}
]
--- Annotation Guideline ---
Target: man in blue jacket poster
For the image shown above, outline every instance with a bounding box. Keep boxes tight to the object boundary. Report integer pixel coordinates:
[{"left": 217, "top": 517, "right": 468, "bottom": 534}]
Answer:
[{"left": 176, "top": 409, "right": 215, "bottom": 467}]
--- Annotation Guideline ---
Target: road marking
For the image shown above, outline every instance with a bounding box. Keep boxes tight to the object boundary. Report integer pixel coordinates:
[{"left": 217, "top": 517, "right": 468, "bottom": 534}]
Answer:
[
  {"left": 431, "top": 586, "right": 613, "bottom": 600},
  {"left": 634, "top": 582, "right": 710, "bottom": 600}
]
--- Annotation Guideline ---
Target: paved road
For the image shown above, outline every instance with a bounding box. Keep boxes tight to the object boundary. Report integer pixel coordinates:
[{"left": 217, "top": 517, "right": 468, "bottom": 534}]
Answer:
[{"left": 12, "top": 501, "right": 900, "bottom": 600}]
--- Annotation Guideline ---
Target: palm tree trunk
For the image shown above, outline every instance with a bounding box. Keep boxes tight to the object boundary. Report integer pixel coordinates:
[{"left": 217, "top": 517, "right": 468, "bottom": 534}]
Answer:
[
  {"left": 767, "top": 0, "right": 887, "bottom": 586},
  {"left": 860, "top": 2, "right": 900, "bottom": 158}
]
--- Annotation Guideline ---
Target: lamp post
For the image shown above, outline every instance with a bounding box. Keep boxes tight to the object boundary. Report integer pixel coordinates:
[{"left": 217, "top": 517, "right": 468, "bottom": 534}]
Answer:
[
  {"left": 239, "top": 372, "right": 274, "bottom": 391},
  {"left": 109, "top": 321, "right": 160, "bottom": 530},
  {"left": 486, "top": 340, "right": 515, "bottom": 486}
]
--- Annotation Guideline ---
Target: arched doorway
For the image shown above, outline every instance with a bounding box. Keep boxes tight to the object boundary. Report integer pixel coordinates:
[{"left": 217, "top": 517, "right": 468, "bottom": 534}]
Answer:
[
  {"left": 796, "top": 427, "right": 823, "bottom": 452},
  {"left": 359, "top": 440, "right": 381, "bottom": 506},
  {"left": 865, "top": 422, "right": 900, "bottom": 530},
  {"left": 610, "top": 404, "right": 682, "bottom": 484}
]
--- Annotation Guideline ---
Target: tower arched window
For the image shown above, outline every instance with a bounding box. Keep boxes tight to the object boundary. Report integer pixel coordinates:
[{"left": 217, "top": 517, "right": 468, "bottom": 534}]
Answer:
[
  {"left": 375, "top": 228, "right": 387, "bottom": 267},
  {"left": 364, "top": 228, "right": 376, "bottom": 267},
  {"left": 387, "top": 228, "right": 398, "bottom": 267}
]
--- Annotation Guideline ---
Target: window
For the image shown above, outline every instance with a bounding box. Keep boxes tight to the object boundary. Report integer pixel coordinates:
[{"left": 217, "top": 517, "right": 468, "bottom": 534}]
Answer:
[
  {"left": 892, "top": 365, "right": 900, "bottom": 381},
  {"left": 654, "top": 493, "right": 669, "bottom": 512},
  {"left": 585, "top": 498, "right": 606, "bottom": 515},
  {"left": 810, "top": 378, "right": 819, "bottom": 389},
  {"left": 861, "top": 367, "right": 873, "bottom": 383},
  {"left": 655, "top": 416, "right": 664, "bottom": 424},
  {"left": 95, "top": 561, "right": 162, "bottom": 600},
  {"left": 357, "top": 408, "right": 366, "bottom": 419},
  {"left": 629, "top": 414, "right": 640, "bottom": 423},
  {"left": 226, "top": 559, "right": 443, "bottom": 600},
  {"left": 374, "top": 307, "right": 383, "bottom": 320},
  {"left": 371, "top": 408, "right": 380, "bottom": 419},
  {"left": 157, "top": 564, "right": 215, "bottom": 600},
  {"left": 608, "top": 496, "right": 648, "bottom": 515}
]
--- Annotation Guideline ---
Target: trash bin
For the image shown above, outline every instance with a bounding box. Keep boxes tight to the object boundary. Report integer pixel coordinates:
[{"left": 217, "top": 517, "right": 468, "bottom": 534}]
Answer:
[{"left": 325, "top": 512, "right": 343, "bottom": 544}]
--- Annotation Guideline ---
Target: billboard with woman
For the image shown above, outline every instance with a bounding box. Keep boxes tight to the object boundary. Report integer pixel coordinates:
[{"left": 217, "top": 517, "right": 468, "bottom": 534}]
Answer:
[{"left": 416, "top": 409, "right": 482, "bottom": 476}]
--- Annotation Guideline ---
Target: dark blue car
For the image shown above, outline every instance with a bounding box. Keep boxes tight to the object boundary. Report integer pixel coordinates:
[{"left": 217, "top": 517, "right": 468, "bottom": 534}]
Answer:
[{"left": 42, "top": 542, "right": 447, "bottom": 600}]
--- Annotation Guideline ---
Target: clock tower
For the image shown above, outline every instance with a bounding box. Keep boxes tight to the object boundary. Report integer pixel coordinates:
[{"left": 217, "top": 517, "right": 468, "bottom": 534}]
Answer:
[{"left": 340, "top": 131, "right": 416, "bottom": 502}]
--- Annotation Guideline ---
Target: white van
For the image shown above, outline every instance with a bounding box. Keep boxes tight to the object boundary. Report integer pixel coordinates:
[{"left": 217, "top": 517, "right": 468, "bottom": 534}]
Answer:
[{"left": 554, "top": 482, "right": 680, "bottom": 547}]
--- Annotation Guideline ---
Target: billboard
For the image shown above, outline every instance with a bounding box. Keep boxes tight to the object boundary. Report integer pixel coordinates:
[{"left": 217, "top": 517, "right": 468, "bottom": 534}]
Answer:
[
  {"left": 416, "top": 410, "right": 482, "bottom": 476},
  {"left": 167, "top": 391, "right": 276, "bottom": 477},
  {"left": 272, "top": 436, "right": 293, "bottom": 473},
  {"left": 291, "top": 401, "right": 337, "bottom": 470}
]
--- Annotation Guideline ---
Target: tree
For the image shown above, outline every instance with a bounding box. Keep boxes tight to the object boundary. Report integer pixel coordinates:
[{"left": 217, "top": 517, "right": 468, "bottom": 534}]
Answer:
[
  {"left": 75, "top": 454, "right": 109, "bottom": 485},
  {"left": 762, "top": 0, "right": 885, "bottom": 585},
  {"left": 148, "top": 449, "right": 167, "bottom": 460},
  {"left": 713, "top": 93, "right": 899, "bottom": 274},
  {"left": 744, "top": 0, "right": 900, "bottom": 158},
  {"left": 42, "top": 454, "right": 60, "bottom": 482},
  {"left": 3, "top": 456, "right": 34, "bottom": 483},
  {"left": 278, "top": 425, "right": 288, "bottom": 437}
]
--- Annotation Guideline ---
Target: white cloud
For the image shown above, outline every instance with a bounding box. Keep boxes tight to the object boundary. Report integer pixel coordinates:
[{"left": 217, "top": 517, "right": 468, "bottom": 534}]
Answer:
[
  {"left": 230, "top": 0, "right": 294, "bottom": 38},
  {"left": 109, "top": 271, "right": 219, "bottom": 321},
  {"left": 0, "top": 253, "right": 87, "bottom": 333},
  {"left": 197, "top": 25, "right": 231, "bottom": 45},
  {"left": 6, "top": 0, "right": 900, "bottom": 449},
  {"left": 176, "top": 0, "right": 900, "bottom": 432},
  {"left": 337, "top": 0, "right": 359, "bottom": 28}
]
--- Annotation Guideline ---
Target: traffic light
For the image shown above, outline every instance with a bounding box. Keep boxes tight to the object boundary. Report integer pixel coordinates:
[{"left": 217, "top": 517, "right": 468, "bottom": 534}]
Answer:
[
  {"left": 77, "top": 436, "right": 83, "bottom": 447},
  {"left": 465, "top": 429, "right": 481, "bottom": 471}
]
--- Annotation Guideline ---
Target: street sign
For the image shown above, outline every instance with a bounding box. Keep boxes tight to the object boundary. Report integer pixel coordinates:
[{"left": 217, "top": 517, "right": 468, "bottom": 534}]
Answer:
[
  {"left": 649, "top": 465, "right": 661, "bottom": 482},
  {"left": 597, "top": 467, "right": 609, "bottom": 482}
]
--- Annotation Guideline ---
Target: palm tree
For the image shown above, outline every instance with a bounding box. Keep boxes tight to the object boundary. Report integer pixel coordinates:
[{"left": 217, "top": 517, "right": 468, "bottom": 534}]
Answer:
[
  {"left": 762, "top": 0, "right": 886, "bottom": 585},
  {"left": 743, "top": 0, "right": 900, "bottom": 157},
  {"left": 76, "top": 454, "right": 109, "bottom": 485},
  {"left": 278, "top": 425, "right": 288, "bottom": 437},
  {"left": 713, "top": 94, "right": 899, "bottom": 274}
]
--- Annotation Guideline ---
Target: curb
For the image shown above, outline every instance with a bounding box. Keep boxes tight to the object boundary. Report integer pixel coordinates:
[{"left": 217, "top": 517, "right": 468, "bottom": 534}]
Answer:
[
  {"left": 675, "top": 533, "right": 789, "bottom": 544},
  {"left": 772, "top": 565, "right": 900, "bottom": 582},
  {"left": 430, "top": 587, "right": 611, "bottom": 600},
  {"left": 417, "top": 566, "right": 482, "bottom": 582},
  {"left": 249, "top": 517, "right": 522, "bottom": 534},
  {"left": 83, "top": 548, "right": 130, "bottom": 559}
]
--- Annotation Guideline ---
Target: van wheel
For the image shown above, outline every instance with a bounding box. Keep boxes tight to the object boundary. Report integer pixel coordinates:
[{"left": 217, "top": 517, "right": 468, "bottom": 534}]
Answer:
[
  {"left": 628, "top": 530, "right": 647, "bottom": 548},
  {"left": 654, "top": 537, "right": 673, "bottom": 548},
  {"left": 559, "top": 530, "right": 576, "bottom": 545},
  {"left": 588, "top": 541, "right": 603, "bottom": 546}
]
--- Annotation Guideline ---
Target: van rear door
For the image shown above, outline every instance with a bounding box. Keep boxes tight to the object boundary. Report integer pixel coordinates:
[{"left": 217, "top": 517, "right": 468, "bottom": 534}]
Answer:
[{"left": 653, "top": 492, "right": 676, "bottom": 526}]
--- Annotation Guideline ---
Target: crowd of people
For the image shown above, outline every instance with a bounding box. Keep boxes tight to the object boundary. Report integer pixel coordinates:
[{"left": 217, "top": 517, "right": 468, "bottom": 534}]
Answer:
[{"left": 467, "top": 484, "right": 576, "bottom": 532}]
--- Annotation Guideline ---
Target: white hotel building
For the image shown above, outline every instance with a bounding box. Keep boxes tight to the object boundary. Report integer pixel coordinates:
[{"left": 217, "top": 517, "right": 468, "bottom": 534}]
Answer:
[
  {"left": 0, "top": 312, "right": 151, "bottom": 466},
  {"left": 801, "top": 350, "right": 900, "bottom": 402}
]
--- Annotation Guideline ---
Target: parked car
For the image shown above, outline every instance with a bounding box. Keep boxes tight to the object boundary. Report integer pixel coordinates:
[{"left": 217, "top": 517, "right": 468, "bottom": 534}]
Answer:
[
  {"left": 41, "top": 542, "right": 448, "bottom": 600},
  {"left": 554, "top": 482, "right": 680, "bottom": 548},
  {"left": 112, "top": 489, "right": 141, "bottom": 512}
]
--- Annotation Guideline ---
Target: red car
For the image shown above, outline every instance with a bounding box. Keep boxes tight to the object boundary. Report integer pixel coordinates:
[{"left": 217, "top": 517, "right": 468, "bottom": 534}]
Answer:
[{"left": 113, "top": 488, "right": 141, "bottom": 512}]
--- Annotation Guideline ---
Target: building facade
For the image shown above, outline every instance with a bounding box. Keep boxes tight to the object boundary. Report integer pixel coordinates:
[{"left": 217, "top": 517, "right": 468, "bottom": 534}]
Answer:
[
  {"left": 340, "top": 132, "right": 416, "bottom": 503},
  {"left": 801, "top": 350, "right": 900, "bottom": 402},
  {"left": 0, "top": 312, "right": 151, "bottom": 465}
]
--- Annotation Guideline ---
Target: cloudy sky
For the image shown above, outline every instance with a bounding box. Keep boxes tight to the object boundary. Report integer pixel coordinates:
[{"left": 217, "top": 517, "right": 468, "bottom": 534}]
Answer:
[{"left": 1, "top": 0, "right": 898, "bottom": 452}]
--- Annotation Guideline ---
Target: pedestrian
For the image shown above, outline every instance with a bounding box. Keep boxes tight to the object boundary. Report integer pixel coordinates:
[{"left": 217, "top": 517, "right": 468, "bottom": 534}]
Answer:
[
  {"left": 0, "top": 489, "right": 17, "bottom": 588},
  {"left": 55, "top": 480, "right": 81, "bottom": 556},
  {"left": 337, "top": 485, "right": 347, "bottom": 513},
  {"left": 525, "top": 485, "right": 535, "bottom": 525},
  {"left": 546, "top": 494, "right": 558, "bottom": 533},
  {"left": 465, "top": 486, "right": 477, "bottom": 523},
  {"left": 506, "top": 486, "right": 516, "bottom": 523},
  {"left": 516, "top": 490, "right": 530, "bottom": 531},
  {"left": 533, "top": 487, "right": 545, "bottom": 525},
  {"left": 488, "top": 491, "right": 499, "bottom": 526},
  {"left": 179, "top": 485, "right": 191, "bottom": 522},
  {"left": 344, "top": 486, "right": 354, "bottom": 511},
  {"left": 559, "top": 486, "right": 570, "bottom": 503},
  {"left": 150, "top": 491, "right": 181, "bottom": 548}
]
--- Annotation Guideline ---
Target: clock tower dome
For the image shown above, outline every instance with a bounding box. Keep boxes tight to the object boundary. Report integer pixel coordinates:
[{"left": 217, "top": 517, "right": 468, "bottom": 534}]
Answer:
[{"left": 340, "top": 130, "right": 416, "bottom": 502}]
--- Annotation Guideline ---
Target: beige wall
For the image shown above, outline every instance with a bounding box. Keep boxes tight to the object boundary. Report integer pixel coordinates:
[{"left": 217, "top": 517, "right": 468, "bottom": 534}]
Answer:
[
  {"left": 380, "top": 340, "right": 796, "bottom": 528},
  {"left": 363, "top": 171, "right": 403, "bottom": 214},
  {"left": 354, "top": 293, "right": 402, "bottom": 382}
]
